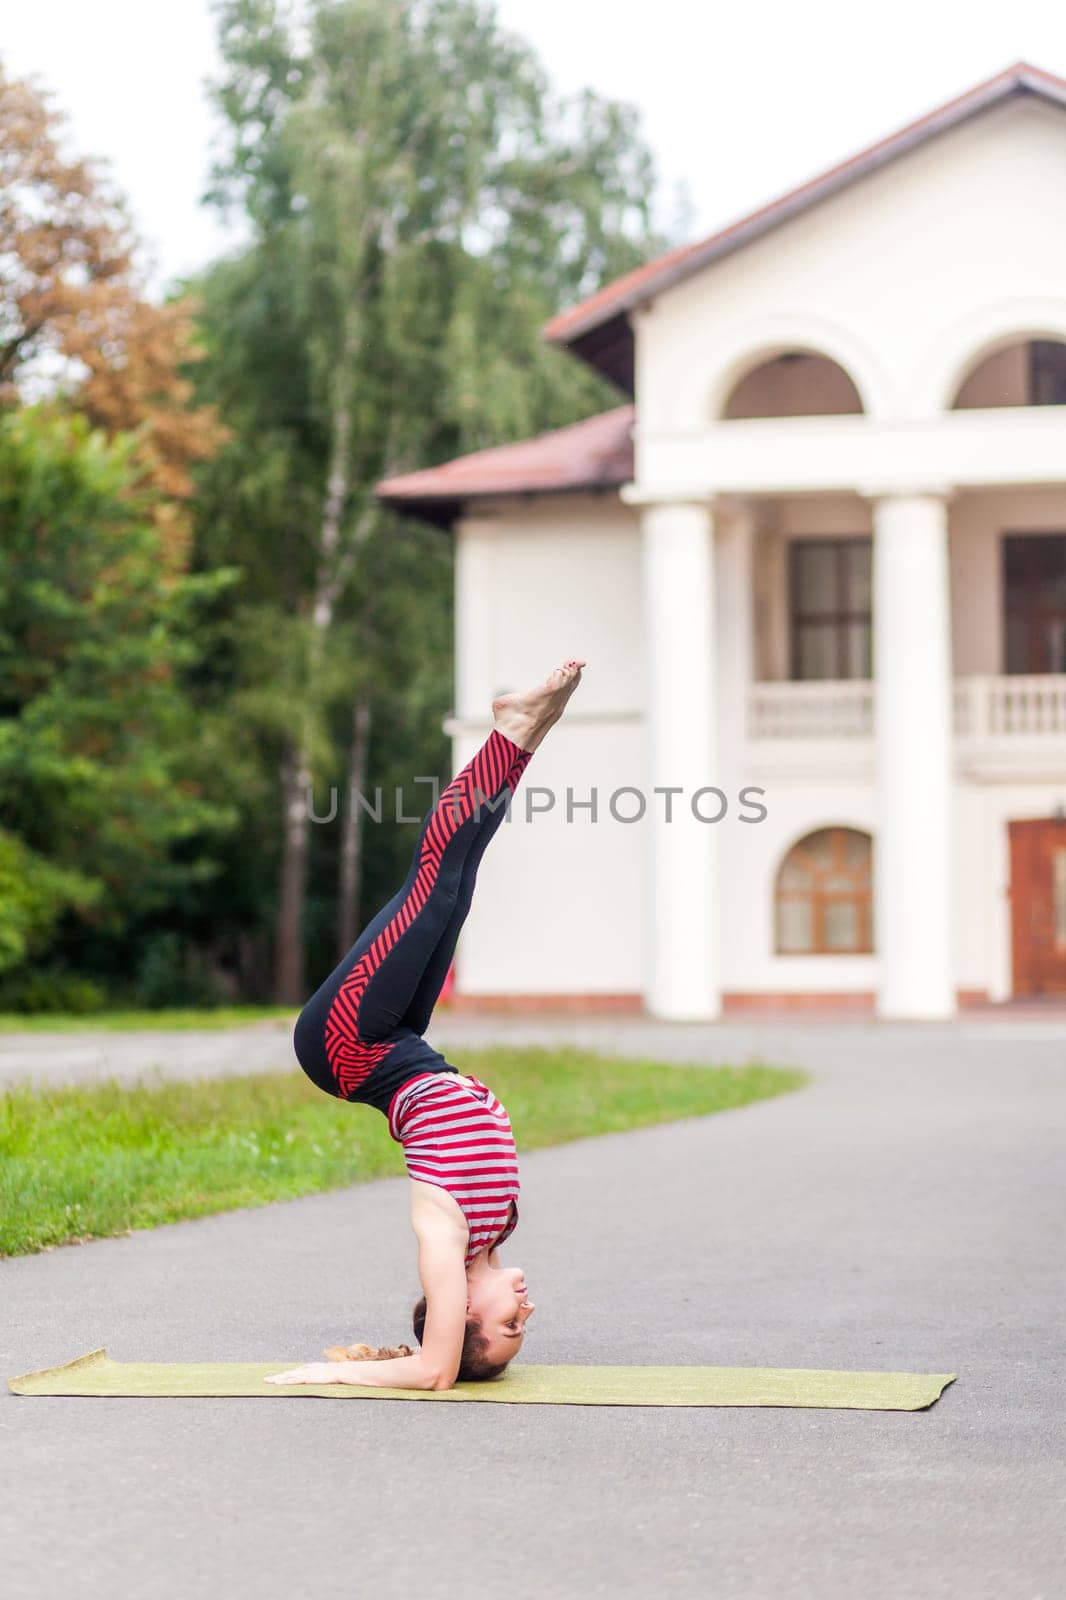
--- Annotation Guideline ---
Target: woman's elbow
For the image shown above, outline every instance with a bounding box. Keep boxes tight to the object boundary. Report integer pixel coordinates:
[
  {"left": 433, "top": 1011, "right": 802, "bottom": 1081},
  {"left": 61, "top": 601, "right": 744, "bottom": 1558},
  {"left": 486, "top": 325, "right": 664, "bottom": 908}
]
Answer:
[{"left": 429, "top": 1368, "right": 457, "bottom": 1391}]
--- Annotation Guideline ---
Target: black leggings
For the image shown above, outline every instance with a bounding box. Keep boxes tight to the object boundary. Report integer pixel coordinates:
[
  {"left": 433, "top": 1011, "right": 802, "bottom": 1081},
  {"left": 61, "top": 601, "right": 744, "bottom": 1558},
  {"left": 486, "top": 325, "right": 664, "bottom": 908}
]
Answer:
[{"left": 293, "top": 727, "right": 533, "bottom": 1111}]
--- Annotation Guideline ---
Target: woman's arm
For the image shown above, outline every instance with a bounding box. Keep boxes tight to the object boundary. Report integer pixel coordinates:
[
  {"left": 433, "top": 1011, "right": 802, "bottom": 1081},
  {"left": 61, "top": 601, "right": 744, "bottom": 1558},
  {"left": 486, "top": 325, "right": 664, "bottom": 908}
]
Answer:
[
  {"left": 264, "top": 1353, "right": 443, "bottom": 1389},
  {"left": 265, "top": 1219, "right": 469, "bottom": 1393},
  {"left": 412, "top": 1225, "right": 468, "bottom": 1390}
]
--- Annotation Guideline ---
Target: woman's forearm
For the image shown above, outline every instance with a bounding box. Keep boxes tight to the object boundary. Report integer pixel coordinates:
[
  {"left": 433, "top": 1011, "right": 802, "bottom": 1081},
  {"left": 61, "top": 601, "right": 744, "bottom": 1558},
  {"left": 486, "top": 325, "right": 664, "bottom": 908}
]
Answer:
[{"left": 333, "top": 1353, "right": 445, "bottom": 1390}]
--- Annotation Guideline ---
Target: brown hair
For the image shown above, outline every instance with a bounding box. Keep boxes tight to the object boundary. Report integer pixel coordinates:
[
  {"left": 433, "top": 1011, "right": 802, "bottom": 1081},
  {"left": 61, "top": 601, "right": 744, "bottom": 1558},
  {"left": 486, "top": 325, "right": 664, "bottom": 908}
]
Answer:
[
  {"left": 322, "top": 1341, "right": 414, "bottom": 1363},
  {"left": 411, "top": 1296, "right": 510, "bottom": 1383}
]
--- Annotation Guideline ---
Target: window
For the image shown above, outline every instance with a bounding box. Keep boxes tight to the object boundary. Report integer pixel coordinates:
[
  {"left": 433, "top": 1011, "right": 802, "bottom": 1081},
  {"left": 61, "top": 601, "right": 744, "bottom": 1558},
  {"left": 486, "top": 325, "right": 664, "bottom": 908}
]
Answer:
[
  {"left": 1029, "top": 342, "right": 1066, "bottom": 406},
  {"left": 1003, "top": 533, "right": 1066, "bottom": 674},
  {"left": 775, "top": 828, "right": 873, "bottom": 954},
  {"left": 789, "top": 538, "right": 872, "bottom": 680},
  {"left": 953, "top": 340, "right": 1066, "bottom": 408}
]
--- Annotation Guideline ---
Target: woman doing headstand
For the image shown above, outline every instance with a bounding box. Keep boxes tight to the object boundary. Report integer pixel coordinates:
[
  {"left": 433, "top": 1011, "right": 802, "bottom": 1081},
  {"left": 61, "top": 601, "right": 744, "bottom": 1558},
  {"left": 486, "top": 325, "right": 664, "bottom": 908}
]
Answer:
[{"left": 266, "top": 659, "right": 585, "bottom": 1391}]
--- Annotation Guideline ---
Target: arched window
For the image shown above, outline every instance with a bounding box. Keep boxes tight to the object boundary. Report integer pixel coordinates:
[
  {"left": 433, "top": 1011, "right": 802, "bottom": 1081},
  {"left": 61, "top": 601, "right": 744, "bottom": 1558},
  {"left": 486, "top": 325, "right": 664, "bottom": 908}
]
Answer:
[
  {"left": 951, "top": 338, "right": 1066, "bottom": 409},
  {"left": 775, "top": 828, "right": 873, "bottom": 954},
  {"left": 722, "top": 351, "right": 864, "bottom": 419}
]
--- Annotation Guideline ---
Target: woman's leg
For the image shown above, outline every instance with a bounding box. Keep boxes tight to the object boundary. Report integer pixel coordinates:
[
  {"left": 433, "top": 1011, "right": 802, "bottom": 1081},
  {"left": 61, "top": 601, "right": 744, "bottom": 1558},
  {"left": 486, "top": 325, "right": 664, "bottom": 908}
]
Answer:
[
  {"left": 396, "top": 656, "right": 585, "bottom": 1030},
  {"left": 293, "top": 661, "right": 584, "bottom": 1099},
  {"left": 395, "top": 780, "right": 515, "bottom": 1038},
  {"left": 307, "top": 728, "right": 531, "bottom": 1096}
]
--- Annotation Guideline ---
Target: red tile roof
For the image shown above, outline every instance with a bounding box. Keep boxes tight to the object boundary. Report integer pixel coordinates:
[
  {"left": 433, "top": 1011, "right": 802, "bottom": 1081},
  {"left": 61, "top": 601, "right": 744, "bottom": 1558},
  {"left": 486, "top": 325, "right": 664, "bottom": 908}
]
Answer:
[
  {"left": 375, "top": 405, "right": 634, "bottom": 525},
  {"left": 545, "top": 61, "right": 1066, "bottom": 365}
]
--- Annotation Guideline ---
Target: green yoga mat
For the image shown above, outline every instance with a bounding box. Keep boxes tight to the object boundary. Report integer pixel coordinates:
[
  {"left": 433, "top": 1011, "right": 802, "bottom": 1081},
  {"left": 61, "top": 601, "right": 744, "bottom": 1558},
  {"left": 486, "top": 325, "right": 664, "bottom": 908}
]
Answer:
[{"left": 8, "top": 1349, "right": 956, "bottom": 1409}]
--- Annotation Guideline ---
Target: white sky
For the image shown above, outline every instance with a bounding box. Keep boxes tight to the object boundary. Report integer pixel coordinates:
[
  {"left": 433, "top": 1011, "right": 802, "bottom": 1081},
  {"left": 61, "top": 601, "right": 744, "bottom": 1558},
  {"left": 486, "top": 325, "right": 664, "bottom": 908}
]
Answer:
[{"left": 4, "top": 0, "right": 1066, "bottom": 297}]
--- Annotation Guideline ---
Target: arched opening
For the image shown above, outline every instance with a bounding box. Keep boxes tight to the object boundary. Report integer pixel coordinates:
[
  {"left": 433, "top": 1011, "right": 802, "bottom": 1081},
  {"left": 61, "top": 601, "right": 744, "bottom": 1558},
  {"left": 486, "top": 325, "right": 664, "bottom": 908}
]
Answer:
[
  {"left": 722, "top": 350, "right": 865, "bottom": 419},
  {"left": 775, "top": 827, "right": 873, "bottom": 954},
  {"left": 950, "top": 338, "right": 1066, "bottom": 409}
]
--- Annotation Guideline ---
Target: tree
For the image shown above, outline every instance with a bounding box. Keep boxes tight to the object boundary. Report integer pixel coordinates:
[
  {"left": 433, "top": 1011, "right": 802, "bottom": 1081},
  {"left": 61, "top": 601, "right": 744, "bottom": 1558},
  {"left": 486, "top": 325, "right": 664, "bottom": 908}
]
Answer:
[
  {"left": 0, "top": 61, "right": 226, "bottom": 561},
  {"left": 0, "top": 407, "right": 238, "bottom": 993},
  {"left": 194, "top": 0, "right": 665, "bottom": 1000}
]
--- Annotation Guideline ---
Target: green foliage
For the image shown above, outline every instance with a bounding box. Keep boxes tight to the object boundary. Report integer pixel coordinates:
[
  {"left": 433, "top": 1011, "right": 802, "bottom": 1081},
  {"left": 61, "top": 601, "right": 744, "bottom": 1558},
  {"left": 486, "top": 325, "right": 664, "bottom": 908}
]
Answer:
[
  {"left": 131, "top": 931, "right": 228, "bottom": 1009},
  {"left": 0, "top": 829, "right": 98, "bottom": 973},
  {"left": 204, "top": 0, "right": 659, "bottom": 462},
  {"left": 0, "top": 968, "right": 107, "bottom": 1015},
  {"left": 0, "top": 408, "right": 241, "bottom": 992}
]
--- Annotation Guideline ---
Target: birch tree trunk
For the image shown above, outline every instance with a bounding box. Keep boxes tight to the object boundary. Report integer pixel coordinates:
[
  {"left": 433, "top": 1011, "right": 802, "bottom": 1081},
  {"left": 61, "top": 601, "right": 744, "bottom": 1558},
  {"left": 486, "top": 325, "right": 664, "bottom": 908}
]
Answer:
[
  {"left": 271, "top": 309, "right": 373, "bottom": 1003},
  {"left": 274, "top": 737, "right": 313, "bottom": 1002},
  {"left": 336, "top": 697, "right": 372, "bottom": 955}
]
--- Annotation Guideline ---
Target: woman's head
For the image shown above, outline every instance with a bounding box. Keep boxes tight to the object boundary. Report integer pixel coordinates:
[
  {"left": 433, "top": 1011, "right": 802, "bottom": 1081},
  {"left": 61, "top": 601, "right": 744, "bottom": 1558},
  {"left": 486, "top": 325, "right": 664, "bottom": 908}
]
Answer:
[{"left": 412, "top": 1262, "right": 536, "bottom": 1380}]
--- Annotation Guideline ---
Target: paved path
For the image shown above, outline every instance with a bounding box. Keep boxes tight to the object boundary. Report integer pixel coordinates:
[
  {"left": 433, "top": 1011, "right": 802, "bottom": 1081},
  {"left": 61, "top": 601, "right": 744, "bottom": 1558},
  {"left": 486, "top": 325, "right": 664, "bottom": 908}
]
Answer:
[
  {"left": 4, "top": 1007, "right": 1066, "bottom": 1088},
  {"left": 3, "top": 1017, "right": 1065, "bottom": 1599},
  {"left": 0, "top": 1016, "right": 299, "bottom": 1091}
]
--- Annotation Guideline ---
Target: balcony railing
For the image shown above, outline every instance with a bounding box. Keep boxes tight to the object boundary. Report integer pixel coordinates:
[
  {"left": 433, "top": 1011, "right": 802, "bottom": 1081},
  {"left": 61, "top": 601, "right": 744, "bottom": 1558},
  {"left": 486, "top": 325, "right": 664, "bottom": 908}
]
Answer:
[
  {"left": 749, "top": 675, "right": 1066, "bottom": 741},
  {"left": 954, "top": 674, "right": 1066, "bottom": 737},
  {"left": 749, "top": 680, "right": 874, "bottom": 740}
]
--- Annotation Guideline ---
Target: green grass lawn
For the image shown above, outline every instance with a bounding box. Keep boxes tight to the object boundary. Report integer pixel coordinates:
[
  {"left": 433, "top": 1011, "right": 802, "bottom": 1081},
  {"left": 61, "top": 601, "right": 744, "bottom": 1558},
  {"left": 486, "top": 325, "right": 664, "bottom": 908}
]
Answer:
[
  {"left": 0, "top": 1047, "right": 806, "bottom": 1258},
  {"left": 0, "top": 1006, "right": 299, "bottom": 1032}
]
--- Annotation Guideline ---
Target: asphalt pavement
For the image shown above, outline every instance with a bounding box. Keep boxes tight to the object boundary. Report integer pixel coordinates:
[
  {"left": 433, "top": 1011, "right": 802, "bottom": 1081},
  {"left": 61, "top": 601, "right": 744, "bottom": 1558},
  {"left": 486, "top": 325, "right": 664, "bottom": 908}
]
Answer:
[{"left": 3, "top": 1015, "right": 1064, "bottom": 1599}]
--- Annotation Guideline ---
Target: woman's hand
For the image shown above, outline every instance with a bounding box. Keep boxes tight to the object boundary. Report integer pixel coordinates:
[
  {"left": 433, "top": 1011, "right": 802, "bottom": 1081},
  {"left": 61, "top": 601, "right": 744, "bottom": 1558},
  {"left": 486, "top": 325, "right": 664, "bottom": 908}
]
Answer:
[{"left": 264, "top": 1362, "right": 342, "bottom": 1386}]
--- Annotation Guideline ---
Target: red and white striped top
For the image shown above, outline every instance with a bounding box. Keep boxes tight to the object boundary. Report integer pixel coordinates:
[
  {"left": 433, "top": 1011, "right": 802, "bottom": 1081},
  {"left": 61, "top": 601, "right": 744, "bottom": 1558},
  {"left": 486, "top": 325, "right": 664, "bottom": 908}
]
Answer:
[{"left": 387, "top": 1072, "right": 520, "bottom": 1268}]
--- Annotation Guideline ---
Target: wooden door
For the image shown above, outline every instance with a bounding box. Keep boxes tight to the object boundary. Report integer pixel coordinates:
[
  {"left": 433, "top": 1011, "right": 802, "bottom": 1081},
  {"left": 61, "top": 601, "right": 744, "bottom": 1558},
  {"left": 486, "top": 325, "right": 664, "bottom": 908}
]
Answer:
[{"left": 1009, "top": 818, "right": 1066, "bottom": 995}]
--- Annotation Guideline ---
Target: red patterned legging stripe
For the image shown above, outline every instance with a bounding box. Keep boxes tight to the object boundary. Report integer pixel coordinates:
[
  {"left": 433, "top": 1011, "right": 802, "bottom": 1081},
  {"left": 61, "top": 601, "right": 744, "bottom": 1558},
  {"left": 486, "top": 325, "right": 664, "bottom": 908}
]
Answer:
[{"left": 324, "top": 729, "right": 531, "bottom": 1096}]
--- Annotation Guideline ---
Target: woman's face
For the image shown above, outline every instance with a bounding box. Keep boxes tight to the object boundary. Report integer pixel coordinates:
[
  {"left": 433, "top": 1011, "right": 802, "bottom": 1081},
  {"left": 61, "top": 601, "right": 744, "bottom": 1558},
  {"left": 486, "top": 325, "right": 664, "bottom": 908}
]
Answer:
[{"left": 466, "top": 1264, "right": 536, "bottom": 1365}]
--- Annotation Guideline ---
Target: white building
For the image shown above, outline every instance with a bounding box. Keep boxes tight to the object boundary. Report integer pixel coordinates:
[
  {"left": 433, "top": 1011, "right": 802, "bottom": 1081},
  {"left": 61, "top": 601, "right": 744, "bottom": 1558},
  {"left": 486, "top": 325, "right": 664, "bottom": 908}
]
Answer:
[{"left": 377, "top": 61, "right": 1066, "bottom": 1020}]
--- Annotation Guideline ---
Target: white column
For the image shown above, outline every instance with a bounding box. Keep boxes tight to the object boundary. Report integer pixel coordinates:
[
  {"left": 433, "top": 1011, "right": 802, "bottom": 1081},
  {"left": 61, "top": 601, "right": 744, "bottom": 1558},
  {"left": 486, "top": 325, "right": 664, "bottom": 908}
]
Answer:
[
  {"left": 714, "top": 497, "right": 756, "bottom": 780},
  {"left": 641, "top": 499, "right": 720, "bottom": 1019},
  {"left": 870, "top": 490, "right": 955, "bottom": 1018},
  {"left": 453, "top": 517, "right": 496, "bottom": 718}
]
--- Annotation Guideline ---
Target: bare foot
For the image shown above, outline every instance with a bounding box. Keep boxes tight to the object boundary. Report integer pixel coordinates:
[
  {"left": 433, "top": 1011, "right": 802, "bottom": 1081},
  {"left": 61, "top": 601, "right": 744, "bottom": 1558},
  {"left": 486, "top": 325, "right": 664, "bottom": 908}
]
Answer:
[{"left": 492, "top": 659, "right": 586, "bottom": 753}]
